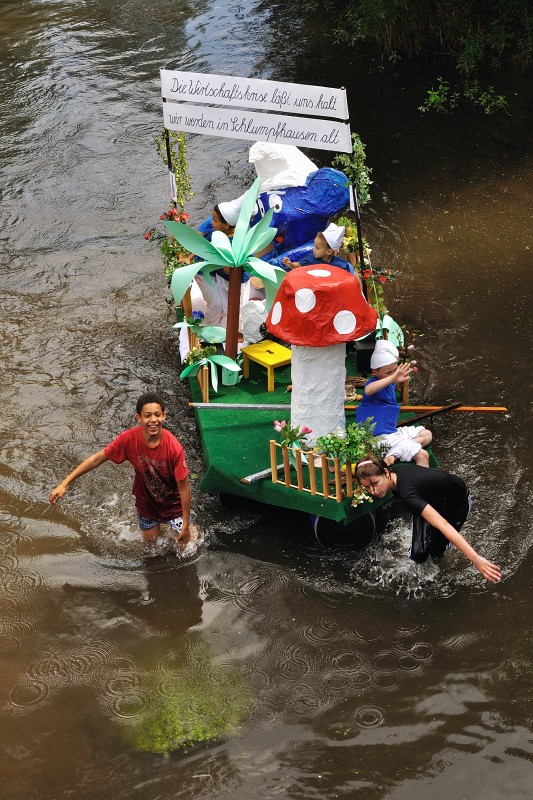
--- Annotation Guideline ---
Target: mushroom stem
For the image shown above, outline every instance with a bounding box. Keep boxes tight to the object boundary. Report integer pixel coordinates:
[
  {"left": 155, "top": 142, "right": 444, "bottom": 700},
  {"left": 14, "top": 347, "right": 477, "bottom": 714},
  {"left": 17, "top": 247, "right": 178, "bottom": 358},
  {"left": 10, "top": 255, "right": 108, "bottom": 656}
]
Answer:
[{"left": 290, "top": 343, "right": 347, "bottom": 447}]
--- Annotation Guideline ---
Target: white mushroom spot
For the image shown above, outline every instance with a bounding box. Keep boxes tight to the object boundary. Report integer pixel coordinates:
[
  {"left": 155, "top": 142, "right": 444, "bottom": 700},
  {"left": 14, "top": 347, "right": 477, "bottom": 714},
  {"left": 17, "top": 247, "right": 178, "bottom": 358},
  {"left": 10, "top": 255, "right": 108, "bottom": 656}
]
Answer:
[
  {"left": 295, "top": 288, "right": 316, "bottom": 313},
  {"left": 333, "top": 310, "right": 356, "bottom": 335},
  {"left": 270, "top": 301, "right": 282, "bottom": 325},
  {"left": 307, "top": 269, "right": 331, "bottom": 278}
]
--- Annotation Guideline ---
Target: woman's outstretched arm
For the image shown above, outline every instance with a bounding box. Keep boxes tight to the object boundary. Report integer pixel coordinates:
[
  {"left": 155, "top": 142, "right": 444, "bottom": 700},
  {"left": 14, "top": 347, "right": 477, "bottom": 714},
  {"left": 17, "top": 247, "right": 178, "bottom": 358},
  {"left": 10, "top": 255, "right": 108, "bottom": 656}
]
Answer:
[{"left": 421, "top": 504, "right": 501, "bottom": 583}]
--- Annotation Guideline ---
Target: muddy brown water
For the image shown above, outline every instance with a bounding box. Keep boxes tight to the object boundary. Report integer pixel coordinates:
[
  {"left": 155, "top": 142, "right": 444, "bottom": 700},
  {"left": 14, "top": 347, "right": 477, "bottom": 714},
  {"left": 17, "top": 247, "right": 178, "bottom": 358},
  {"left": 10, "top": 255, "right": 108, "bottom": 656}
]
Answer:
[{"left": 1, "top": 1, "right": 532, "bottom": 797}]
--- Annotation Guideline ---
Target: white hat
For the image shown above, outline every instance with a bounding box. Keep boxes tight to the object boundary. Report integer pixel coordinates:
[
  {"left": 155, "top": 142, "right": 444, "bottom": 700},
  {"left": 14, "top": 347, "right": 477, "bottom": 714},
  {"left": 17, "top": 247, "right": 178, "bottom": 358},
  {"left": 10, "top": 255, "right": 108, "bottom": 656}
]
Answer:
[
  {"left": 322, "top": 223, "right": 345, "bottom": 251},
  {"left": 218, "top": 195, "right": 244, "bottom": 227},
  {"left": 370, "top": 339, "right": 399, "bottom": 369}
]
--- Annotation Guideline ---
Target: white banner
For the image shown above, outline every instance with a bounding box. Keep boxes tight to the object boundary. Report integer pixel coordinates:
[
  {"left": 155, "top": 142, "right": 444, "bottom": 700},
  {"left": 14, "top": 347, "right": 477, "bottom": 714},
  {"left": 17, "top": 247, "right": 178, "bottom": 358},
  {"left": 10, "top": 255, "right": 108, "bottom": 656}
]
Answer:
[
  {"left": 163, "top": 102, "right": 352, "bottom": 153},
  {"left": 161, "top": 69, "right": 349, "bottom": 121}
]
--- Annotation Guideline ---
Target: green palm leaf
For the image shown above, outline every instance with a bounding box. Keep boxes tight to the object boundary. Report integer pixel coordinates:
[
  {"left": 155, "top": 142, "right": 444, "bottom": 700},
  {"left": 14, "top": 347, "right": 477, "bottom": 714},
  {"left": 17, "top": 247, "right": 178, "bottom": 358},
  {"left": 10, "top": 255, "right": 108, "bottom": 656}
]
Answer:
[
  {"left": 180, "top": 361, "right": 205, "bottom": 379},
  {"left": 239, "top": 208, "right": 276, "bottom": 261},
  {"left": 233, "top": 176, "right": 262, "bottom": 258},
  {"left": 163, "top": 221, "right": 229, "bottom": 266},
  {"left": 209, "top": 354, "right": 241, "bottom": 371},
  {"left": 209, "top": 359, "right": 219, "bottom": 393},
  {"left": 247, "top": 256, "right": 285, "bottom": 286},
  {"left": 211, "top": 231, "right": 235, "bottom": 264}
]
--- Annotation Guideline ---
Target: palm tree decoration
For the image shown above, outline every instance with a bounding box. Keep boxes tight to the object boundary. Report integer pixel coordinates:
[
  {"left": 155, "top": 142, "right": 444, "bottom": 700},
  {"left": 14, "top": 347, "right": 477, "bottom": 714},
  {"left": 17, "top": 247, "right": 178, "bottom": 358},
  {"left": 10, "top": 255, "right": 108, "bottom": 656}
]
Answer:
[
  {"left": 179, "top": 346, "right": 240, "bottom": 394},
  {"left": 163, "top": 177, "right": 285, "bottom": 358}
]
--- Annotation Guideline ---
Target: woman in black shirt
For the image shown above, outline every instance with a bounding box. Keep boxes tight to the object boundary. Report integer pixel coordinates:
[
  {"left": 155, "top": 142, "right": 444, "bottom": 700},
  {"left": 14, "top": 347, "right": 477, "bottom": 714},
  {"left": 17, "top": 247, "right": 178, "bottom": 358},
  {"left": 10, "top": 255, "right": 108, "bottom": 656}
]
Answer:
[{"left": 355, "top": 454, "right": 501, "bottom": 583}]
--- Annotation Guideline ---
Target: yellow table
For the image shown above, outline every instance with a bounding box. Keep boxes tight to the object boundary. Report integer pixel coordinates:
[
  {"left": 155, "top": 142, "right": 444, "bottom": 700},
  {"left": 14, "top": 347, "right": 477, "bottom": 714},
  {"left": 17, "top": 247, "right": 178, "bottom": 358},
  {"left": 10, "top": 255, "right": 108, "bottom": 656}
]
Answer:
[{"left": 241, "top": 340, "right": 292, "bottom": 392}]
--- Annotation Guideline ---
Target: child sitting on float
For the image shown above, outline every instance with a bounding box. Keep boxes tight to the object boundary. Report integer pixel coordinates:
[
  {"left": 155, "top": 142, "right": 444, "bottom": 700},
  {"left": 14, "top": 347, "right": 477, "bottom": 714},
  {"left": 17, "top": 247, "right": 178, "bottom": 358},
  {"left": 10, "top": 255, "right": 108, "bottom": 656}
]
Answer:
[
  {"left": 280, "top": 223, "right": 354, "bottom": 274},
  {"left": 193, "top": 196, "right": 251, "bottom": 328},
  {"left": 356, "top": 339, "right": 433, "bottom": 467}
]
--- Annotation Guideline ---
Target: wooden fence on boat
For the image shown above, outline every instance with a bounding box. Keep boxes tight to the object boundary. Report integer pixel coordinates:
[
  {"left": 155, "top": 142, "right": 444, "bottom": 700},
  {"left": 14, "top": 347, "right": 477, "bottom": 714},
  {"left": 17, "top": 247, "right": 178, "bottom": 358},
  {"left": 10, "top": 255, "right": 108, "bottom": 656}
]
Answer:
[{"left": 269, "top": 440, "right": 363, "bottom": 504}]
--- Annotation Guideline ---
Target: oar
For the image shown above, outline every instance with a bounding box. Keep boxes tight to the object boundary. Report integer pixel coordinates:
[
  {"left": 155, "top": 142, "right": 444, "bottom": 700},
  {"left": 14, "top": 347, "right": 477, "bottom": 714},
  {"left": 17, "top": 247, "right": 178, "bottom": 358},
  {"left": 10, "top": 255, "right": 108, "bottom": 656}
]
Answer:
[
  {"left": 189, "top": 402, "right": 508, "bottom": 412},
  {"left": 397, "top": 402, "right": 463, "bottom": 427}
]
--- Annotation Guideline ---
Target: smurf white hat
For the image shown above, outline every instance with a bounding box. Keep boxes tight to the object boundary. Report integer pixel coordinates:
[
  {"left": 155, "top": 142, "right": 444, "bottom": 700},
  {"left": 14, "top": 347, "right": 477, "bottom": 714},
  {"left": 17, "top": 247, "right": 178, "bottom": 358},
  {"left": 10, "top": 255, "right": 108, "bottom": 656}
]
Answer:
[
  {"left": 322, "top": 223, "right": 345, "bottom": 251},
  {"left": 371, "top": 339, "right": 399, "bottom": 369},
  {"left": 218, "top": 195, "right": 244, "bottom": 227}
]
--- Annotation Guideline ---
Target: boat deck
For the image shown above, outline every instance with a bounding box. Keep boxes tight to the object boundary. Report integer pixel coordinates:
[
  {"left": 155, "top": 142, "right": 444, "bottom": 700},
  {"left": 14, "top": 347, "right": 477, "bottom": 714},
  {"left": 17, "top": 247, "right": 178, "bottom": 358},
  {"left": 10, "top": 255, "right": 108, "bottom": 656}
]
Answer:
[{"left": 190, "top": 349, "right": 434, "bottom": 524}]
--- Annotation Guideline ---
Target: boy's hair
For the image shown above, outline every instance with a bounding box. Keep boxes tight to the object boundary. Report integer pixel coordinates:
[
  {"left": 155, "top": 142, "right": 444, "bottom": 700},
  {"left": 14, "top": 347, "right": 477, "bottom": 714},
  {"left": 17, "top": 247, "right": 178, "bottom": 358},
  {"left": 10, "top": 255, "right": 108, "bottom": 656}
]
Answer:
[
  {"left": 315, "top": 232, "right": 332, "bottom": 250},
  {"left": 354, "top": 453, "right": 389, "bottom": 483},
  {"left": 214, "top": 204, "right": 230, "bottom": 226},
  {"left": 136, "top": 392, "right": 165, "bottom": 414}
]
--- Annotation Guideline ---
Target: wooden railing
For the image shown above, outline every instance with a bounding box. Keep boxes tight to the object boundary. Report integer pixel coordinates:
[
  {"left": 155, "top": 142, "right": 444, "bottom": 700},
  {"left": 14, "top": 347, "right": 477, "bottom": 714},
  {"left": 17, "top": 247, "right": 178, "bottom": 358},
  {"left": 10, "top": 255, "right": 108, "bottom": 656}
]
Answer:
[{"left": 269, "top": 440, "right": 358, "bottom": 503}]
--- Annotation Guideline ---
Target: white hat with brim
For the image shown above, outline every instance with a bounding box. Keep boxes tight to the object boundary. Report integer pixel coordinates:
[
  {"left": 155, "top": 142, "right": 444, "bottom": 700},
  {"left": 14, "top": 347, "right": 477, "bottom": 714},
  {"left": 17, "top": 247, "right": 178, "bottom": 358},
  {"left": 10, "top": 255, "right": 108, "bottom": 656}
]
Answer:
[
  {"left": 218, "top": 195, "right": 244, "bottom": 227},
  {"left": 322, "top": 223, "right": 345, "bottom": 251},
  {"left": 370, "top": 339, "right": 399, "bottom": 369}
]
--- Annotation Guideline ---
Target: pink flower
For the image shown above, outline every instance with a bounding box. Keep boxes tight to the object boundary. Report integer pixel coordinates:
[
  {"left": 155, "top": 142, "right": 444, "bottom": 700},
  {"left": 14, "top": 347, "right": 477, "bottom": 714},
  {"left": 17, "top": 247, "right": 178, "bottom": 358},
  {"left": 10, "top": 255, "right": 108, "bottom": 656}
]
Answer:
[
  {"left": 273, "top": 421, "right": 282, "bottom": 433},
  {"left": 411, "top": 360, "right": 417, "bottom": 366},
  {"left": 411, "top": 366, "right": 419, "bottom": 373},
  {"left": 301, "top": 426, "right": 312, "bottom": 435},
  {"left": 407, "top": 344, "right": 415, "bottom": 351}
]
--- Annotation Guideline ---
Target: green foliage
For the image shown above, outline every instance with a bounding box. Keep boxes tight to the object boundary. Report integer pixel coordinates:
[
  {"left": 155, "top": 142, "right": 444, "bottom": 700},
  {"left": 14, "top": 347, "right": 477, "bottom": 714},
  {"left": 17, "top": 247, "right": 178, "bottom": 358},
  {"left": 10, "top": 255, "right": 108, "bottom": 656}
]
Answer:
[
  {"left": 184, "top": 345, "right": 217, "bottom": 366},
  {"left": 152, "top": 233, "right": 190, "bottom": 286},
  {"left": 326, "top": 0, "right": 531, "bottom": 112},
  {"left": 419, "top": 76, "right": 508, "bottom": 114},
  {"left": 463, "top": 80, "right": 509, "bottom": 113},
  {"left": 155, "top": 130, "right": 193, "bottom": 213},
  {"left": 316, "top": 419, "right": 384, "bottom": 463},
  {"left": 333, "top": 0, "right": 532, "bottom": 70},
  {"left": 332, "top": 133, "right": 373, "bottom": 205},
  {"left": 419, "top": 77, "right": 460, "bottom": 113},
  {"left": 128, "top": 669, "right": 251, "bottom": 757}
]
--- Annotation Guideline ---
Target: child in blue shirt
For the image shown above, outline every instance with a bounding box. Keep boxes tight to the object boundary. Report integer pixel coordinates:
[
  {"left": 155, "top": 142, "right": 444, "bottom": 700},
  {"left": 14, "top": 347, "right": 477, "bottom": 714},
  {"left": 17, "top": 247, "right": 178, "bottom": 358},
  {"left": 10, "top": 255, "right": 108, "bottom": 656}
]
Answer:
[
  {"left": 356, "top": 340, "right": 432, "bottom": 466},
  {"left": 281, "top": 223, "right": 354, "bottom": 274}
]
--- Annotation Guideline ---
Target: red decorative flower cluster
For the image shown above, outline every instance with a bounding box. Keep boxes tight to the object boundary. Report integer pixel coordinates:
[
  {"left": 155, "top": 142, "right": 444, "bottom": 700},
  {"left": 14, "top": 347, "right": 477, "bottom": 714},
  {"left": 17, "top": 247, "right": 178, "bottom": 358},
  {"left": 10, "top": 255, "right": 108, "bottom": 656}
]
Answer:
[
  {"left": 159, "top": 208, "right": 189, "bottom": 223},
  {"left": 362, "top": 267, "right": 395, "bottom": 284}
]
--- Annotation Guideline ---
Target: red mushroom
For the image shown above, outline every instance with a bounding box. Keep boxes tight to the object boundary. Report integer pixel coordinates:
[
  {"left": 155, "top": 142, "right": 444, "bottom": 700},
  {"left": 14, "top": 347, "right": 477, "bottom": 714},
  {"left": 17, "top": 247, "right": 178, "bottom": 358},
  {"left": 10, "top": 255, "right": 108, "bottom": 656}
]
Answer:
[{"left": 267, "top": 265, "right": 377, "bottom": 445}]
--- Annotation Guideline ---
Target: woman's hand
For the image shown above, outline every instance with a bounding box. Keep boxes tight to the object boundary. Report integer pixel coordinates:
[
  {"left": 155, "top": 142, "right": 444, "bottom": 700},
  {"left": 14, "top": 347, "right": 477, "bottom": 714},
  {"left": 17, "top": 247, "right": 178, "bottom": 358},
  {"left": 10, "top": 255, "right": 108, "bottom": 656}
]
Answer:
[
  {"left": 49, "top": 484, "right": 67, "bottom": 505},
  {"left": 474, "top": 556, "right": 502, "bottom": 583}
]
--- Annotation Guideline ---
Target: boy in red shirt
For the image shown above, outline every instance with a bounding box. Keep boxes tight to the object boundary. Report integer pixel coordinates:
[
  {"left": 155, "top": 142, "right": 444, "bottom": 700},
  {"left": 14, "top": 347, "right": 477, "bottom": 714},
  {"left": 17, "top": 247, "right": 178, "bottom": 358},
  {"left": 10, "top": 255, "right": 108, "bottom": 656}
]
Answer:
[{"left": 49, "top": 393, "right": 191, "bottom": 545}]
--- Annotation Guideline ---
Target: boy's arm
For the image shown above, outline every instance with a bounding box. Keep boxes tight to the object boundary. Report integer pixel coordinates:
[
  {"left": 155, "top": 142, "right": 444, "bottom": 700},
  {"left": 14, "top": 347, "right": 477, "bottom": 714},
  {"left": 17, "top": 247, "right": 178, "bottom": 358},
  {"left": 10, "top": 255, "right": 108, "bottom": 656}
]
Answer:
[
  {"left": 281, "top": 257, "right": 300, "bottom": 270},
  {"left": 365, "top": 363, "right": 411, "bottom": 395},
  {"left": 176, "top": 476, "right": 191, "bottom": 543},
  {"left": 420, "top": 504, "right": 501, "bottom": 583},
  {"left": 49, "top": 449, "right": 108, "bottom": 505}
]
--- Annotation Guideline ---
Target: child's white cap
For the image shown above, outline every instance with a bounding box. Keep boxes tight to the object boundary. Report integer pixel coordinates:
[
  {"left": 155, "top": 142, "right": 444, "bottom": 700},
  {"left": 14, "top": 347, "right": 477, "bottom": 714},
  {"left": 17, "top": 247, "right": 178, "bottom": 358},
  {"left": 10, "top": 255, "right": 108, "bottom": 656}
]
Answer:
[
  {"left": 371, "top": 339, "right": 399, "bottom": 369},
  {"left": 322, "top": 223, "right": 345, "bottom": 251},
  {"left": 218, "top": 195, "right": 244, "bottom": 227}
]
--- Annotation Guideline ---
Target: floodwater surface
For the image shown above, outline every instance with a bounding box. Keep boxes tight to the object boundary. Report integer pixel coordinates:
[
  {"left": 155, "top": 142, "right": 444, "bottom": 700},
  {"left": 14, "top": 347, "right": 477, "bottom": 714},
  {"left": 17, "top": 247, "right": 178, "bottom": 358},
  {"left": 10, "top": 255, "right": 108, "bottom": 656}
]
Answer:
[{"left": 0, "top": 0, "right": 532, "bottom": 798}]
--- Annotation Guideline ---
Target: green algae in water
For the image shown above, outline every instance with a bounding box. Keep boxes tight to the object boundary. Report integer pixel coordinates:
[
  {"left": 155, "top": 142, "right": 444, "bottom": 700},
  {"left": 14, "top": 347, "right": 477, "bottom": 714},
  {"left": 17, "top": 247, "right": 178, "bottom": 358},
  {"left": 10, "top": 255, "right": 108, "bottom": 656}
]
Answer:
[{"left": 128, "top": 672, "right": 252, "bottom": 757}]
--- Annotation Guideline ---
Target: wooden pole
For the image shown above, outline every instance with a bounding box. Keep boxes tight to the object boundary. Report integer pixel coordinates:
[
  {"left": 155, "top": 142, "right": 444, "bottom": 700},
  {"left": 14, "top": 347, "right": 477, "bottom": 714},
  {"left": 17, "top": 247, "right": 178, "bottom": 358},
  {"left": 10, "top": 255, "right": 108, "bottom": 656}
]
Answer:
[
  {"left": 189, "top": 402, "right": 508, "bottom": 412},
  {"left": 308, "top": 455, "right": 317, "bottom": 495},
  {"left": 225, "top": 266, "right": 242, "bottom": 361},
  {"left": 282, "top": 445, "right": 291, "bottom": 488},
  {"left": 333, "top": 457, "right": 343, "bottom": 502},
  {"left": 295, "top": 449, "right": 304, "bottom": 491},
  {"left": 182, "top": 287, "right": 194, "bottom": 350},
  {"left": 269, "top": 440, "right": 278, "bottom": 485},
  {"left": 352, "top": 185, "right": 368, "bottom": 302},
  {"left": 345, "top": 461, "right": 353, "bottom": 497},
  {"left": 321, "top": 454, "right": 329, "bottom": 499}
]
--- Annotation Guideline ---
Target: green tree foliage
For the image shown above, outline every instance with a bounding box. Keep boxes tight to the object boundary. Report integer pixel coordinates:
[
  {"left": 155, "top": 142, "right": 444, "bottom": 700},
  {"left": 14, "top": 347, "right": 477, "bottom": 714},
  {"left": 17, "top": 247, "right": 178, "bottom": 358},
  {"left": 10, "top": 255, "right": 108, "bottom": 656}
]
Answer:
[
  {"left": 334, "top": 0, "right": 532, "bottom": 72},
  {"left": 303, "top": 0, "right": 531, "bottom": 111}
]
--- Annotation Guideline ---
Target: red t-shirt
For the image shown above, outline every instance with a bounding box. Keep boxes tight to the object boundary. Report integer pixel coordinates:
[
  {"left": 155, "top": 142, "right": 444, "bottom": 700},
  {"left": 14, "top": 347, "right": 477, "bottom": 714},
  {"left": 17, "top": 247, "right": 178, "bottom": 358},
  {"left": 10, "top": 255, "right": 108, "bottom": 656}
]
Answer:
[{"left": 104, "top": 427, "right": 189, "bottom": 520}]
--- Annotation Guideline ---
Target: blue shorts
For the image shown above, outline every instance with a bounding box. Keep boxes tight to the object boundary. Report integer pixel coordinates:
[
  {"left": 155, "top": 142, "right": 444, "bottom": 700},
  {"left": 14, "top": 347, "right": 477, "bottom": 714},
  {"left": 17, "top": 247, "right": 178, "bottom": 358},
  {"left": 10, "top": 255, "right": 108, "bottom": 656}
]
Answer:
[{"left": 136, "top": 511, "right": 183, "bottom": 535}]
